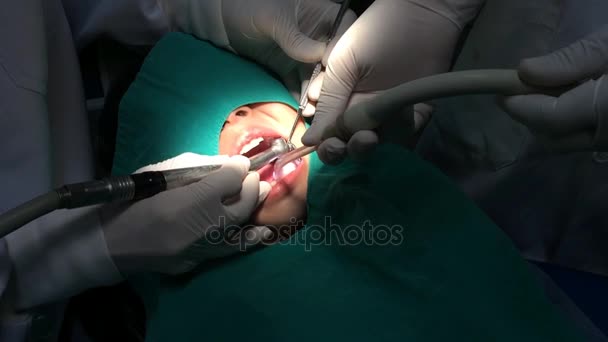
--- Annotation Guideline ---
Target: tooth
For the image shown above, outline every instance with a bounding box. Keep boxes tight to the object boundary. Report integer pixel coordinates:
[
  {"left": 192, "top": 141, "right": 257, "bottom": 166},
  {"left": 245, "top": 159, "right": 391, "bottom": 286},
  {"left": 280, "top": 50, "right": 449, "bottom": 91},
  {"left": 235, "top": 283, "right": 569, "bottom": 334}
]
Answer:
[
  {"left": 275, "top": 161, "right": 298, "bottom": 179},
  {"left": 240, "top": 137, "right": 264, "bottom": 154},
  {"left": 281, "top": 162, "right": 297, "bottom": 175}
]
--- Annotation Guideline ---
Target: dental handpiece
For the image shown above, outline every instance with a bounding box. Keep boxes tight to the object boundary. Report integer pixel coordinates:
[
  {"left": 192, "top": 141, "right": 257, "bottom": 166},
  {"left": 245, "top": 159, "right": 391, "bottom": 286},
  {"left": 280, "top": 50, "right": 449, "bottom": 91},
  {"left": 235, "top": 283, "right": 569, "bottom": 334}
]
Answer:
[
  {"left": 274, "top": 68, "right": 572, "bottom": 172},
  {"left": 0, "top": 138, "right": 294, "bottom": 238},
  {"left": 163, "top": 137, "right": 293, "bottom": 190},
  {"left": 59, "top": 137, "right": 294, "bottom": 208}
]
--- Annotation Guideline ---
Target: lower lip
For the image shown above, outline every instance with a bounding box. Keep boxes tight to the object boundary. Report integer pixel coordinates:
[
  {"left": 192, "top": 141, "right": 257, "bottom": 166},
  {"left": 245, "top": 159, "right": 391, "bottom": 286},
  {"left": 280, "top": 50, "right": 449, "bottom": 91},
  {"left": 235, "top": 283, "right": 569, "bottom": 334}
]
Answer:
[{"left": 257, "top": 158, "right": 303, "bottom": 199}]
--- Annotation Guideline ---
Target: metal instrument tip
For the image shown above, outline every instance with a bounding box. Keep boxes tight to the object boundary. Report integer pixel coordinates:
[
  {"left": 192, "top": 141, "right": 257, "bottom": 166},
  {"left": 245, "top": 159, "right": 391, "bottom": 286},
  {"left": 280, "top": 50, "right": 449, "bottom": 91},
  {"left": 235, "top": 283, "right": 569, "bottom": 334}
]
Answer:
[{"left": 287, "top": 107, "right": 304, "bottom": 143}]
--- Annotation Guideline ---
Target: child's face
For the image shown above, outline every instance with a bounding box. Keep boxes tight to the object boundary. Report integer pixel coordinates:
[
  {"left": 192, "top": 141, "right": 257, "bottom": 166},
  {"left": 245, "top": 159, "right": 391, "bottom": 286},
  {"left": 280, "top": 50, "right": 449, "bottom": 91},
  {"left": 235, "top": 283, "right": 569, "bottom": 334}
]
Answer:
[{"left": 219, "top": 103, "right": 309, "bottom": 226}]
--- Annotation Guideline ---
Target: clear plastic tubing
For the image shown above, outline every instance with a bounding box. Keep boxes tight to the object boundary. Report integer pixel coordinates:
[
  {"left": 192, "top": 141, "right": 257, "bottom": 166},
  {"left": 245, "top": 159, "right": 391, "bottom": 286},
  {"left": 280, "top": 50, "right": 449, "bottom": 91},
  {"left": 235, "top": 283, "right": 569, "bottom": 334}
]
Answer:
[{"left": 273, "top": 145, "right": 317, "bottom": 178}]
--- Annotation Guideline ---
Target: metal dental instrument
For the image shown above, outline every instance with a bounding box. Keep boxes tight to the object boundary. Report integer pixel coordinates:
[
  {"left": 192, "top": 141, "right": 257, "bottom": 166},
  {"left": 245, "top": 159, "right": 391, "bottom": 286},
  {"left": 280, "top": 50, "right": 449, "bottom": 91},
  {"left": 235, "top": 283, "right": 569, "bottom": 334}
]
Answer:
[
  {"left": 0, "top": 138, "right": 293, "bottom": 238},
  {"left": 275, "top": 68, "right": 573, "bottom": 172},
  {"left": 165, "top": 137, "right": 293, "bottom": 187},
  {"left": 287, "top": 0, "right": 352, "bottom": 143},
  {"left": 247, "top": 137, "right": 293, "bottom": 170}
]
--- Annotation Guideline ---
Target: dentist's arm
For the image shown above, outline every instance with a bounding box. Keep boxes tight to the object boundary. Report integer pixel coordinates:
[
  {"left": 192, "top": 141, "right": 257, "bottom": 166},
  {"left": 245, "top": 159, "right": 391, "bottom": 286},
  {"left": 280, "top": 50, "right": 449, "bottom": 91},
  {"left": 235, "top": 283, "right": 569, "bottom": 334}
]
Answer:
[
  {"left": 0, "top": 241, "right": 30, "bottom": 342},
  {"left": 157, "top": 0, "right": 356, "bottom": 99},
  {"left": 2, "top": 154, "right": 269, "bottom": 313},
  {"left": 65, "top": 0, "right": 357, "bottom": 102}
]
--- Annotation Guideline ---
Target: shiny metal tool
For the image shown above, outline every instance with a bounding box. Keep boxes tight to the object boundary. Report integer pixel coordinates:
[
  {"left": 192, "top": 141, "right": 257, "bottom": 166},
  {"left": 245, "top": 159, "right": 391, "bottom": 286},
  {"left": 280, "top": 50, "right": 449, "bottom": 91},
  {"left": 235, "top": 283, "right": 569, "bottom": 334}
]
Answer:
[
  {"left": 247, "top": 137, "right": 294, "bottom": 170},
  {"left": 165, "top": 137, "right": 293, "bottom": 189},
  {"left": 287, "top": 0, "right": 352, "bottom": 143}
]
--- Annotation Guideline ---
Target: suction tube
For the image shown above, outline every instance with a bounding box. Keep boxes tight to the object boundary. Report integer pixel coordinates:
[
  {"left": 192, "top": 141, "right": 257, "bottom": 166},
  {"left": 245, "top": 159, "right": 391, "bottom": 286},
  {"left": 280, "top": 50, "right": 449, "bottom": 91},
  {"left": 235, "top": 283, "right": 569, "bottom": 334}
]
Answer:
[
  {"left": 274, "top": 69, "right": 571, "bottom": 171},
  {"left": 0, "top": 192, "right": 62, "bottom": 238},
  {"left": 0, "top": 175, "right": 160, "bottom": 239},
  {"left": 322, "top": 69, "right": 569, "bottom": 141}
]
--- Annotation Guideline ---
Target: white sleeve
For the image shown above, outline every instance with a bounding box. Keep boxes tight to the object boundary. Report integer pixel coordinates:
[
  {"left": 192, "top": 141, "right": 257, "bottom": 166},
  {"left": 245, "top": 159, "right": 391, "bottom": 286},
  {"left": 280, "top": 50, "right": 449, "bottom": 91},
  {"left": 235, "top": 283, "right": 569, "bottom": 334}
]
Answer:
[
  {"left": 4, "top": 207, "right": 123, "bottom": 311},
  {"left": 61, "top": 0, "right": 170, "bottom": 50},
  {"left": 1, "top": 0, "right": 122, "bottom": 315},
  {"left": 0, "top": 240, "right": 32, "bottom": 342}
]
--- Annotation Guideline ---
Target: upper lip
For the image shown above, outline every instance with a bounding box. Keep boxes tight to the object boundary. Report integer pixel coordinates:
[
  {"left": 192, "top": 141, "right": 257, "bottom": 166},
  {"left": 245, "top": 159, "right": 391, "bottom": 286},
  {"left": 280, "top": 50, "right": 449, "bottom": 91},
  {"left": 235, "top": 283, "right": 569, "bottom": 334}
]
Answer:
[{"left": 232, "top": 126, "right": 284, "bottom": 156}]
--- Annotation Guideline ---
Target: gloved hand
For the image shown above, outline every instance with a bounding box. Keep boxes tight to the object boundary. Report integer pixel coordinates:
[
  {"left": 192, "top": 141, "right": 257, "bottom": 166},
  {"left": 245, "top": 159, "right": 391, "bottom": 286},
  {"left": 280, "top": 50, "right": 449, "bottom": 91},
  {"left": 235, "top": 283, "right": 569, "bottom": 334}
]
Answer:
[
  {"left": 5, "top": 153, "right": 270, "bottom": 310},
  {"left": 312, "top": 101, "right": 435, "bottom": 163},
  {"left": 500, "top": 26, "right": 608, "bottom": 151},
  {"left": 157, "top": 0, "right": 356, "bottom": 99},
  {"left": 102, "top": 153, "right": 272, "bottom": 275},
  {"left": 302, "top": 0, "right": 484, "bottom": 164}
]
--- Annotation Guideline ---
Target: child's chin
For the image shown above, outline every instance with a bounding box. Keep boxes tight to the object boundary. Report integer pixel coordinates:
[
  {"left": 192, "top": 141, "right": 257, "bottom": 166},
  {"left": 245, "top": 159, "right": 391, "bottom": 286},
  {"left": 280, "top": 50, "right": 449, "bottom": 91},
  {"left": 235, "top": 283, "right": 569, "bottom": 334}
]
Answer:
[
  {"left": 249, "top": 211, "right": 306, "bottom": 243},
  {"left": 251, "top": 205, "right": 306, "bottom": 231},
  {"left": 250, "top": 207, "right": 287, "bottom": 227}
]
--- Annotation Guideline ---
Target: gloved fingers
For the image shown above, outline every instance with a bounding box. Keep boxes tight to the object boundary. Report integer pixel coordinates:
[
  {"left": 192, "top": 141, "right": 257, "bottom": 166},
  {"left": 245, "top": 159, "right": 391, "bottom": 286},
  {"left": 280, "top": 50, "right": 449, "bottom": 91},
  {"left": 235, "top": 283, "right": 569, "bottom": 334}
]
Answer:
[
  {"left": 413, "top": 103, "right": 434, "bottom": 132},
  {"left": 171, "top": 159, "right": 251, "bottom": 246},
  {"left": 322, "top": 7, "right": 357, "bottom": 65},
  {"left": 302, "top": 52, "right": 359, "bottom": 146},
  {"left": 347, "top": 130, "right": 378, "bottom": 162},
  {"left": 499, "top": 80, "right": 598, "bottom": 136},
  {"left": 316, "top": 137, "right": 347, "bottom": 165},
  {"left": 292, "top": 0, "right": 356, "bottom": 64},
  {"left": 518, "top": 27, "right": 608, "bottom": 86},
  {"left": 256, "top": 181, "right": 272, "bottom": 206},
  {"left": 222, "top": 172, "right": 270, "bottom": 224},
  {"left": 301, "top": 72, "right": 324, "bottom": 117},
  {"left": 303, "top": 102, "right": 316, "bottom": 117},
  {"left": 267, "top": 6, "right": 328, "bottom": 63},
  {"left": 307, "top": 71, "right": 325, "bottom": 103},
  {"left": 182, "top": 225, "right": 272, "bottom": 268},
  {"left": 201, "top": 155, "right": 250, "bottom": 201},
  {"left": 263, "top": 27, "right": 324, "bottom": 64}
]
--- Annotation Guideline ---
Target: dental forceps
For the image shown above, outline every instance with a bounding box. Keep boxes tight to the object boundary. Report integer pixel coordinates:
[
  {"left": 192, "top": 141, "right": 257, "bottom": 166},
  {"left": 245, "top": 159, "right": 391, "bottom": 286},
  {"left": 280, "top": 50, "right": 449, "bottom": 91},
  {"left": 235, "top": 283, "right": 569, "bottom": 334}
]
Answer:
[{"left": 287, "top": 0, "right": 352, "bottom": 143}]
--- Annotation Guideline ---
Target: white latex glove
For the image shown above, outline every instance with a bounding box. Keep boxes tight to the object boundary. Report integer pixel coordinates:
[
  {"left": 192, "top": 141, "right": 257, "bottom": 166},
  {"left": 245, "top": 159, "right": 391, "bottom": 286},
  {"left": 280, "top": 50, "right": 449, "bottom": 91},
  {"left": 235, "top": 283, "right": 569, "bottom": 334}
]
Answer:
[
  {"left": 500, "top": 25, "right": 608, "bottom": 151},
  {"left": 4, "top": 154, "right": 271, "bottom": 310},
  {"left": 156, "top": 0, "right": 356, "bottom": 99},
  {"left": 103, "top": 153, "right": 272, "bottom": 275},
  {"left": 302, "top": 0, "right": 484, "bottom": 164}
]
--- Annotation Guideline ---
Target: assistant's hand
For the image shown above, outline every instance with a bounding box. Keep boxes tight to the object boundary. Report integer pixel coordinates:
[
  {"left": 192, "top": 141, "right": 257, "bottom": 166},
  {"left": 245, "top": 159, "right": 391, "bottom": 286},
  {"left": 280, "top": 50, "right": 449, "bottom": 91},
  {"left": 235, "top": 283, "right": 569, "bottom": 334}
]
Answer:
[
  {"left": 500, "top": 26, "right": 608, "bottom": 151},
  {"left": 312, "top": 101, "right": 434, "bottom": 163},
  {"left": 157, "top": 0, "right": 356, "bottom": 97},
  {"left": 302, "top": 0, "right": 482, "bottom": 164},
  {"left": 101, "top": 153, "right": 272, "bottom": 275}
]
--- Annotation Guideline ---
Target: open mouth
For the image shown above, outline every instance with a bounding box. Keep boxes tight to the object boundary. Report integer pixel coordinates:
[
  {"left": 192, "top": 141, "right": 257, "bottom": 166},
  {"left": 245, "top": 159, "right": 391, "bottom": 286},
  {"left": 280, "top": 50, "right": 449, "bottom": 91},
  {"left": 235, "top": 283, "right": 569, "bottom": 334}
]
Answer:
[
  {"left": 235, "top": 128, "right": 302, "bottom": 184},
  {"left": 240, "top": 137, "right": 276, "bottom": 157},
  {"left": 233, "top": 127, "right": 280, "bottom": 156}
]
